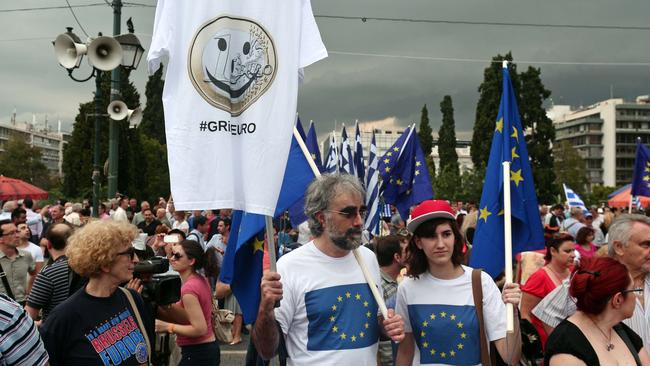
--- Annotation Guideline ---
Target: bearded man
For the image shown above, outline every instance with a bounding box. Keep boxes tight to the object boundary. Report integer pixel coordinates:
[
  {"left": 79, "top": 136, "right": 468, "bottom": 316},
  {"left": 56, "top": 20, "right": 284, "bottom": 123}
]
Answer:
[{"left": 253, "top": 174, "right": 404, "bottom": 365}]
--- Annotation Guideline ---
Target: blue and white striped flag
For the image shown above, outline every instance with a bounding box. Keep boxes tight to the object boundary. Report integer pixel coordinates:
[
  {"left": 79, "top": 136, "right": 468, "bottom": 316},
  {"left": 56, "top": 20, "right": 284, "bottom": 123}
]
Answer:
[
  {"left": 354, "top": 122, "right": 366, "bottom": 185},
  {"left": 339, "top": 125, "right": 355, "bottom": 175},
  {"left": 324, "top": 133, "right": 339, "bottom": 174},
  {"left": 563, "top": 183, "right": 586, "bottom": 211},
  {"left": 632, "top": 195, "right": 641, "bottom": 210},
  {"left": 364, "top": 131, "right": 380, "bottom": 236}
]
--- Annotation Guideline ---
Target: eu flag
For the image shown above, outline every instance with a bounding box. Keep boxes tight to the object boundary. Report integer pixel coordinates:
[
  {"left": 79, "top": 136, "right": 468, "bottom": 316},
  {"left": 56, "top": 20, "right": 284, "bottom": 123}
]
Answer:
[
  {"left": 378, "top": 126, "right": 434, "bottom": 220},
  {"left": 220, "top": 134, "right": 316, "bottom": 324},
  {"left": 631, "top": 140, "right": 650, "bottom": 198},
  {"left": 408, "top": 304, "right": 480, "bottom": 365},
  {"left": 305, "top": 283, "right": 379, "bottom": 351},
  {"left": 306, "top": 121, "right": 324, "bottom": 172},
  {"left": 469, "top": 65, "right": 545, "bottom": 278}
]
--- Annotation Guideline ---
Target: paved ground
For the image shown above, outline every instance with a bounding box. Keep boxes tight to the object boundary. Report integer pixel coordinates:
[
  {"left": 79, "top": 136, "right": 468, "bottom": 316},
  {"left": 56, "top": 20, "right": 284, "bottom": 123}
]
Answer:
[{"left": 219, "top": 333, "right": 250, "bottom": 365}]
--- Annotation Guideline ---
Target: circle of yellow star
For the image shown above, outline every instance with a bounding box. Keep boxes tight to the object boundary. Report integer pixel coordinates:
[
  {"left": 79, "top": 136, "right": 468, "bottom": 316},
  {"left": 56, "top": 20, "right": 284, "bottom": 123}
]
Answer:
[
  {"left": 495, "top": 118, "right": 504, "bottom": 133},
  {"left": 510, "top": 169, "right": 524, "bottom": 187},
  {"left": 479, "top": 206, "right": 492, "bottom": 222}
]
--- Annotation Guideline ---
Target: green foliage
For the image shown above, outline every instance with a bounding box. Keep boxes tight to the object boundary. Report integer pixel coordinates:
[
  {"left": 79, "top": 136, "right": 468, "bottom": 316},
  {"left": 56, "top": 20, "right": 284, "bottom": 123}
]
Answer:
[
  {"left": 62, "top": 68, "right": 142, "bottom": 200},
  {"left": 458, "top": 165, "right": 486, "bottom": 203},
  {"left": 434, "top": 165, "right": 462, "bottom": 201},
  {"left": 418, "top": 104, "right": 435, "bottom": 178},
  {"left": 0, "top": 134, "right": 52, "bottom": 190},
  {"left": 519, "top": 66, "right": 558, "bottom": 204},
  {"left": 585, "top": 185, "right": 616, "bottom": 206},
  {"left": 139, "top": 64, "right": 166, "bottom": 145},
  {"left": 438, "top": 95, "right": 459, "bottom": 176},
  {"left": 554, "top": 140, "right": 588, "bottom": 195},
  {"left": 138, "top": 134, "right": 170, "bottom": 202},
  {"left": 471, "top": 53, "right": 516, "bottom": 167}
]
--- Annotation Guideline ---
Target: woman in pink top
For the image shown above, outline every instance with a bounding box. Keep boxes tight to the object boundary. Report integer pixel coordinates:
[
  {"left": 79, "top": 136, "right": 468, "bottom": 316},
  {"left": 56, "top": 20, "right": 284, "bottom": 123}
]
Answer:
[
  {"left": 521, "top": 233, "right": 576, "bottom": 349},
  {"left": 575, "top": 226, "right": 598, "bottom": 259},
  {"left": 155, "top": 240, "right": 219, "bottom": 365}
]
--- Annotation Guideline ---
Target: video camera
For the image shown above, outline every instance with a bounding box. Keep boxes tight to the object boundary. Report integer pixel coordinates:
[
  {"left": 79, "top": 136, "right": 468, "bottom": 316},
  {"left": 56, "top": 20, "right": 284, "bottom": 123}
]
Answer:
[{"left": 134, "top": 257, "right": 181, "bottom": 306}]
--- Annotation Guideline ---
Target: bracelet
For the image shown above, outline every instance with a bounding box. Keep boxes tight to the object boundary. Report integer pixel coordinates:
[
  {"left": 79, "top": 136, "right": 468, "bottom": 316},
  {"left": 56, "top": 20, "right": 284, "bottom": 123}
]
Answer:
[{"left": 167, "top": 324, "right": 175, "bottom": 334}]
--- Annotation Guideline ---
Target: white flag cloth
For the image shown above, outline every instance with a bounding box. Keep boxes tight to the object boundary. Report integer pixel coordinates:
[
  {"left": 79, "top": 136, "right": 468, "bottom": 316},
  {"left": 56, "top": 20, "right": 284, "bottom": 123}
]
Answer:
[{"left": 147, "top": 0, "right": 327, "bottom": 215}]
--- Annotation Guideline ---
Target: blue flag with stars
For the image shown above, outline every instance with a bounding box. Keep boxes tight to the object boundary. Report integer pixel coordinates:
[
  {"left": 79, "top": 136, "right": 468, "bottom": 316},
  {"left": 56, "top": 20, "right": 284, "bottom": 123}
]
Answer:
[
  {"left": 631, "top": 140, "right": 650, "bottom": 198},
  {"left": 306, "top": 121, "right": 324, "bottom": 172},
  {"left": 377, "top": 126, "right": 434, "bottom": 220},
  {"left": 470, "top": 65, "right": 545, "bottom": 278},
  {"left": 220, "top": 133, "right": 316, "bottom": 324},
  {"left": 408, "top": 304, "right": 480, "bottom": 365},
  {"left": 305, "top": 283, "right": 379, "bottom": 351}
]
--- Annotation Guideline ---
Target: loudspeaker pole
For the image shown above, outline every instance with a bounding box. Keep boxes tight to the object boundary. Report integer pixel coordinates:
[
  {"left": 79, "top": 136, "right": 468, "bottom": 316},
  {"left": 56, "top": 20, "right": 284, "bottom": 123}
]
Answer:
[{"left": 107, "top": 0, "right": 122, "bottom": 198}]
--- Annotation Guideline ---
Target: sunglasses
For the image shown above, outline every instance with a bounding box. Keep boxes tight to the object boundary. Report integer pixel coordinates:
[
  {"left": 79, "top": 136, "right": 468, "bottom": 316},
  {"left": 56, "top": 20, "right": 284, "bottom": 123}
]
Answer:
[
  {"left": 116, "top": 247, "right": 136, "bottom": 260},
  {"left": 171, "top": 252, "right": 185, "bottom": 261},
  {"left": 621, "top": 288, "right": 644, "bottom": 296},
  {"left": 327, "top": 206, "right": 368, "bottom": 220}
]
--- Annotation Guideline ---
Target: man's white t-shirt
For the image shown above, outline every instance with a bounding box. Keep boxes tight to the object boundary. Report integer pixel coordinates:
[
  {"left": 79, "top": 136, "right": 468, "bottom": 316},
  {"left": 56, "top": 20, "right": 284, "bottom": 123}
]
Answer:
[
  {"left": 275, "top": 242, "right": 382, "bottom": 366},
  {"left": 395, "top": 266, "right": 506, "bottom": 366},
  {"left": 147, "top": 0, "right": 327, "bottom": 215},
  {"left": 21, "top": 242, "right": 44, "bottom": 264}
]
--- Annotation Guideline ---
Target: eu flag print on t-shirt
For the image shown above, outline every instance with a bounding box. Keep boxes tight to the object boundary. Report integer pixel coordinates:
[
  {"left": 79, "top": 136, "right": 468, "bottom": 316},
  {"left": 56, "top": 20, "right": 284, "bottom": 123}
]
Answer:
[
  {"left": 408, "top": 304, "right": 479, "bottom": 365},
  {"left": 305, "top": 283, "right": 379, "bottom": 351}
]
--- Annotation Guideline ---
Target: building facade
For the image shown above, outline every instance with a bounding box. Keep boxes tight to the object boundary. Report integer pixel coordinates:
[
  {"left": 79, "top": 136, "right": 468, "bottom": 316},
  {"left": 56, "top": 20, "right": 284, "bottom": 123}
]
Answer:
[
  {"left": 550, "top": 96, "right": 650, "bottom": 189},
  {"left": 0, "top": 117, "right": 70, "bottom": 177}
]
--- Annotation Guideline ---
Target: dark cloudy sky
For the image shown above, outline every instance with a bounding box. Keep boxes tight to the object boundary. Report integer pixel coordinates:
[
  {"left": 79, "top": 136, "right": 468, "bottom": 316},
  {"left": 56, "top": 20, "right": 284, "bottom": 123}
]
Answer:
[{"left": 2, "top": 0, "right": 649, "bottom": 142}]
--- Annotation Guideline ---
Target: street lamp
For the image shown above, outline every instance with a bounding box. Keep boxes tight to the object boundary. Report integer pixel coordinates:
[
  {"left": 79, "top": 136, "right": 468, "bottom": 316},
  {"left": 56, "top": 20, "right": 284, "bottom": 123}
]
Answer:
[{"left": 53, "top": 19, "right": 144, "bottom": 217}]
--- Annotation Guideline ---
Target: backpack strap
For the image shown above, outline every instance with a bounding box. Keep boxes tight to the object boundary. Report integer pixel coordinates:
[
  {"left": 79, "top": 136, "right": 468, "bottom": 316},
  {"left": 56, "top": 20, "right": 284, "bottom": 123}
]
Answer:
[
  {"left": 120, "top": 287, "right": 152, "bottom": 365},
  {"left": 472, "top": 269, "right": 491, "bottom": 366}
]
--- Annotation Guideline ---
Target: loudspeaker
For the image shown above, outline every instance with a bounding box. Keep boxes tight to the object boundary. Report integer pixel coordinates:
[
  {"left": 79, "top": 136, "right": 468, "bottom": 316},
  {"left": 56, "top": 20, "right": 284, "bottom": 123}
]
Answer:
[
  {"left": 54, "top": 33, "right": 87, "bottom": 69},
  {"left": 88, "top": 36, "right": 123, "bottom": 71},
  {"left": 127, "top": 107, "right": 143, "bottom": 126},
  {"left": 107, "top": 100, "right": 128, "bottom": 121}
]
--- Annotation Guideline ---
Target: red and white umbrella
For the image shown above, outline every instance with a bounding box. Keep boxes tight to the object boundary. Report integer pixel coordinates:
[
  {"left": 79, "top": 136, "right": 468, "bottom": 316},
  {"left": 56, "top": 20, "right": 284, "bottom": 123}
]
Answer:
[{"left": 0, "top": 176, "right": 48, "bottom": 201}]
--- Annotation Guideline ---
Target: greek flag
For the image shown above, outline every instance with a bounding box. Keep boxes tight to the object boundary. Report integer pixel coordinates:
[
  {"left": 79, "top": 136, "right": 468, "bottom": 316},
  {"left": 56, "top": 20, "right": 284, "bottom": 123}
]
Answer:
[
  {"left": 339, "top": 125, "right": 355, "bottom": 175},
  {"left": 325, "top": 133, "right": 339, "bottom": 174},
  {"left": 354, "top": 122, "right": 366, "bottom": 185},
  {"left": 364, "top": 131, "right": 380, "bottom": 236},
  {"left": 563, "top": 184, "right": 586, "bottom": 211}
]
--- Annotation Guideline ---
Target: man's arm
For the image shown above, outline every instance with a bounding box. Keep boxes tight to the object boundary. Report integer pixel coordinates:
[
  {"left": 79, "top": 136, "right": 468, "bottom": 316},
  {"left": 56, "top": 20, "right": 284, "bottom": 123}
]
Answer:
[{"left": 252, "top": 271, "right": 283, "bottom": 360}]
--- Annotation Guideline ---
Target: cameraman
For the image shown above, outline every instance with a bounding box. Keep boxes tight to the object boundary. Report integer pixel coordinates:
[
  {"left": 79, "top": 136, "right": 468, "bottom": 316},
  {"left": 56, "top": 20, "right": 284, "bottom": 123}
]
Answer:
[{"left": 40, "top": 220, "right": 153, "bottom": 365}]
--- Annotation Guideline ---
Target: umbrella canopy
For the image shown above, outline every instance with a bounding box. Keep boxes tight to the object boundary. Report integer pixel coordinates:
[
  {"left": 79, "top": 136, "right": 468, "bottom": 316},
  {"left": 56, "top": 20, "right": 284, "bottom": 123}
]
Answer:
[
  {"left": 607, "top": 184, "right": 650, "bottom": 208},
  {"left": 0, "top": 176, "right": 48, "bottom": 201}
]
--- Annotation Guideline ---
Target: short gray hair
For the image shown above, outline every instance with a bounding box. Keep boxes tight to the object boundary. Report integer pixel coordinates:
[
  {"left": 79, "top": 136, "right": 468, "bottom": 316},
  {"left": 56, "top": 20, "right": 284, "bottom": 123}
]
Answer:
[
  {"left": 304, "top": 174, "right": 365, "bottom": 237},
  {"left": 607, "top": 214, "right": 650, "bottom": 257}
]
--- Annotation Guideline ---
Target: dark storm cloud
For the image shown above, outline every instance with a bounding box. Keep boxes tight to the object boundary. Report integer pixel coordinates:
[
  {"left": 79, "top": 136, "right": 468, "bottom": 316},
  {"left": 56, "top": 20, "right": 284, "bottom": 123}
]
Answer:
[{"left": 1, "top": 0, "right": 649, "bottom": 140}]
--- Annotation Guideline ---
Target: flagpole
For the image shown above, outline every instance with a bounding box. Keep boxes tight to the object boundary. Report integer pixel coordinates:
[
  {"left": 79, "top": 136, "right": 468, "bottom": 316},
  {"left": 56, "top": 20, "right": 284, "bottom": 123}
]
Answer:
[
  {"left": 292, "top": 126, "right": 389, "bottom": 319},
  {"left": 502, "top": 61, "right": 514, "bottom": 334}
]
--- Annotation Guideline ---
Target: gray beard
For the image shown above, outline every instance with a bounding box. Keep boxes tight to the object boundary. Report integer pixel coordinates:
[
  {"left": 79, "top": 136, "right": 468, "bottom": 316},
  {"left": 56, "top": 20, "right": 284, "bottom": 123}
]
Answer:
[{"left": 329, "top": 227, "right": 363, "bottom": 251}]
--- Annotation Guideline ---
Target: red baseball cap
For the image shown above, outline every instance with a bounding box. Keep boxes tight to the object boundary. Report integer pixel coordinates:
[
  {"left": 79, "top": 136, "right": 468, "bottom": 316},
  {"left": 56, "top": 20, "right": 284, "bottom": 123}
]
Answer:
[{"left": 406, "top": 200, "right": 455, "bottom": 233}]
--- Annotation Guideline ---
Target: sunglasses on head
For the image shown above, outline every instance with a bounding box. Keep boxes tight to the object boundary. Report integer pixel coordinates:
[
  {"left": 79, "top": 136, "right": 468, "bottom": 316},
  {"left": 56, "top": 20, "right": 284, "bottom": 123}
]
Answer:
[
  {"left": 327, "top": 206, "right": 368, "bottom": 220},
  {"left": 116, "top": 246, "right": 136, "bottom": 260}
]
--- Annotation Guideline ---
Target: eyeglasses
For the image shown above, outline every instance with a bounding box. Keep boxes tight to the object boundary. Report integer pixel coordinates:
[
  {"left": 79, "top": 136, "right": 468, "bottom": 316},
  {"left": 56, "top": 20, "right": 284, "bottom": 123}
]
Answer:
[
  {"left": 171, "top": 252, "right": 184, "bottom": 261},
  {"left": 0, "top": 230, "right": 17, "bottom": 237},
  {"left": 621, "top": 288, "right": 644, "bottom": 297},
  {"left": 327, "top": 206, "right": 368, "bottom": 220},
  {"left": 116, "top": 247, "right": 136, "bottom": 260}
]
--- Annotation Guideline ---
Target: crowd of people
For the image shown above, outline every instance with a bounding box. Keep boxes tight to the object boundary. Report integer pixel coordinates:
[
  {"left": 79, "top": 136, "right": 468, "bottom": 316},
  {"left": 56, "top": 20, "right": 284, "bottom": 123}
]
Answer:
[{"left": 0, "top": 176, "right": 648, "bottom": 365}]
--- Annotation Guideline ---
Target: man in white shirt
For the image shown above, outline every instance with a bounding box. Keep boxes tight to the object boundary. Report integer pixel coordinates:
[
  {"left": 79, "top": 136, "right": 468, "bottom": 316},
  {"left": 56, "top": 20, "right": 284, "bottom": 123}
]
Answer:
[
  {"left": 112, "top": 197, "right": 129, "bottom": 223},
  {"left": 253, "top": 174, "right": 405, "bottom": 365},
  {"left": 187, "top": 215, "right": 209, "bottom": 251}
]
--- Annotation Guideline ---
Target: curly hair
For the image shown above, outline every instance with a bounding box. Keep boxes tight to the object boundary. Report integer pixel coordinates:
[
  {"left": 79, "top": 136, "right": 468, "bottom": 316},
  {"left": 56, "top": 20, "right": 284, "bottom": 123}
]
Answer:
[{"left": 66, "top": 220, "right": 138, "bottom": 277}]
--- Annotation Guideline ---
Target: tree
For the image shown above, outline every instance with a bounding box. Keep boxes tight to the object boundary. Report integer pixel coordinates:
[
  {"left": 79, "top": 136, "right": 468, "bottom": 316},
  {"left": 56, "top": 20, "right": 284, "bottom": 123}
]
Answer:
[
  {"left": 418, "top": 104, "right": 435, "bottom": 179},
  {"left": 434, "top": 96, "right": 461, "bottom": 200},
  {"left": 519, "top": 66, "right": 557, "bottom": 203},
  {"left": 62, "top": 68, "right": 142, "bottom": 199},
  {"left": 554, "top": 140, "right": 588, "bottom": 195},
  {"left": 471, "top": 53, "right": 517, "bottom": 168},
  {"left": 585, "top": 185, "right": 616, "bottom": 206},
  {"left": 458, "top": 166, "right": 485, "bottom": 203},
  {"left": 0, "top": 134, "right": 51, "bottom": 189},
  {"left": 138, "top": 134, "right": 170, "bottom": 202},
  {"left": 139, "top": 63, "right": 166, "bottom": 145}
]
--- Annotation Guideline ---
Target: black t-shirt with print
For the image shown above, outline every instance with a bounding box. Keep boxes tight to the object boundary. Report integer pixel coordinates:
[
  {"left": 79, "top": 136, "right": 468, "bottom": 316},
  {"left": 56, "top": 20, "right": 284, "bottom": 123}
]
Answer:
[{"left": 40, "top": 286, "right": 152, "bottom": 366}]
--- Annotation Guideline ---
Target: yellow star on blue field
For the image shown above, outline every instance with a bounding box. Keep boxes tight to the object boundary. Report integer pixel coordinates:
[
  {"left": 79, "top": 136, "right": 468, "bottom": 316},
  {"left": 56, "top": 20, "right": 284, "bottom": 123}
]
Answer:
[
  {"left": 644, "top": 176, "right": 650, "bottom": 181},
  {"left": 511, "top": 169, "right": 524, "bottom": 186},
  {"left": 479, "top": 206, "right": 491, "bottom": 222},
  {"left": 495, "top": 118, "right": 503, "bottom": 133},
  {"left": 393, "top": 147, "right": 399, "bottom": 152},
  {"left": 511, "top": 147, "right": 519, "bottom": 160},
  {"left": 386, "top": 152, "right": 393, "bottom": 157},
  {"left": 646, "top": 167, "right": 650, "bottom": 173},
  {"left": 416, "top": 160, "right": 422, "bottom": 167},
  {"left": 383, "top": 158, "right": 390, "bottom": 164},
  {"left": 511, "top": 127, "right": 519, "bottom": 142},
  {"left": 252, "top": 236, "right": 264, "bottom": 253}
]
